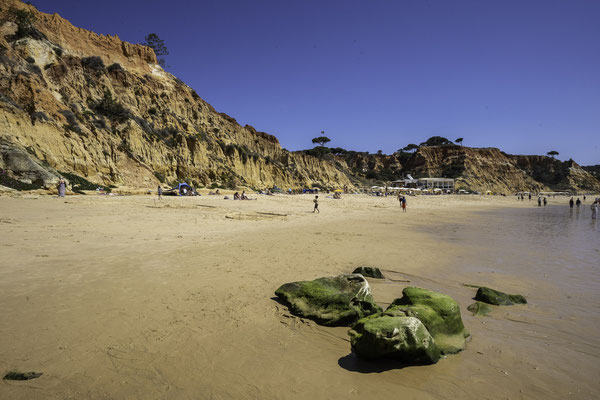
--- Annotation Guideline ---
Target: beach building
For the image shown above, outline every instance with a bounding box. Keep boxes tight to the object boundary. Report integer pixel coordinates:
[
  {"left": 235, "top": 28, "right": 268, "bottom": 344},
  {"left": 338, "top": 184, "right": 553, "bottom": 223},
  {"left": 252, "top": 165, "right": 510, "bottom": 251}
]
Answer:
[
  {"left": 416, "top": 178, "right": 454, "bottom": 191},
  {"left": 392, "top": 176, "right": 454, "bottom": 191}
]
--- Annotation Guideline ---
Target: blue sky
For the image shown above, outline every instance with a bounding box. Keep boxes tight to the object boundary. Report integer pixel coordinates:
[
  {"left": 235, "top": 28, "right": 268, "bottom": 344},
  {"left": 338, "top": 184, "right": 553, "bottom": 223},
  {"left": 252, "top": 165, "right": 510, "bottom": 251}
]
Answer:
[{"left": 32, "top": 1, "right": 599, "bottom": 164}]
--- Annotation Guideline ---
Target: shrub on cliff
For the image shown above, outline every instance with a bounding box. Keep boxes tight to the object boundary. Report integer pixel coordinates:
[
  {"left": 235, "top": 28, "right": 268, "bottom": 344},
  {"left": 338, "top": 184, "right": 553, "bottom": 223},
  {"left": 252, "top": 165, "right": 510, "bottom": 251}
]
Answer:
[{"left": 90, "top": 91, "right": 130, "bottom": 123}]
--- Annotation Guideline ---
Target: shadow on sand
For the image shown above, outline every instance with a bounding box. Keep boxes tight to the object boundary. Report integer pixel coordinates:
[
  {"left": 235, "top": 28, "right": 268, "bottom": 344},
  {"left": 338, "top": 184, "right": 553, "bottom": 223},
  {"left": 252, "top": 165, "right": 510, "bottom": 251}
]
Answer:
[{"left": 337, "top": 353, "right": 411, "bottom": 373}]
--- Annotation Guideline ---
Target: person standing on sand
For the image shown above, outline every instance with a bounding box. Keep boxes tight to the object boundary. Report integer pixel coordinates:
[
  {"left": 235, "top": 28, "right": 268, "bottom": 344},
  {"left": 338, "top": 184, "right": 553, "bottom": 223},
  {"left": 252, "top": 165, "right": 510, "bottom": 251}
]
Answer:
[
  {"left": 313, "top": 195, "right": 319, "bottom": 213},
  {"left": 157, "top": 185, "right": 162, "bottom": 200},
  {"left": 57, "top": 178, "right": 66, "bottom": 197},
  {"left": 397, "top": 193, "right": 402, "bottom": 207},
  {"left": 401, "top": 196, "right": 407, "bottom": 213},
  {"left": 538, "top": 196, "right": 542, "bottom": 207},
  {"left": 528, "top": 193, "right": 532, "bottom": 201},
  {"left": 543, "top": 197, "right": 547, "bottom": 206}
]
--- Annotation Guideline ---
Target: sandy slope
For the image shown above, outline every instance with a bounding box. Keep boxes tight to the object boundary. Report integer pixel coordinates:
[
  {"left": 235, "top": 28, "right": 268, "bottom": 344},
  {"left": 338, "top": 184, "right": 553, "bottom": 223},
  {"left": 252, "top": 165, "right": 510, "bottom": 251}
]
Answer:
[{"left": 0, "top": 193, "right": 597, "bottom": 399}]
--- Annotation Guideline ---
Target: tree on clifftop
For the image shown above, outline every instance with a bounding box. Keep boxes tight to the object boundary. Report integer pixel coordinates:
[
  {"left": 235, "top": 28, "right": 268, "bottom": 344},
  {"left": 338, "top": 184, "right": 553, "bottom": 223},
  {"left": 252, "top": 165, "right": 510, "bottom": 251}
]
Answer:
[
  {"left": 421, "top": 136, "right": 452, "bottom": 147},
  {"left": 455, "top": 137, "right": 464, "bottom": 146},
  {"left": 547, "top": 150, "right": 559, "bottom": 158},
  {"left": 401, "top": 143, "right": 419, "bottom": 153},
  {"left": 312, "top": 133, "right": 331, "bottom": 147},
  {"left": 144, "top": 33, "right": 169, "bottom": 67}
]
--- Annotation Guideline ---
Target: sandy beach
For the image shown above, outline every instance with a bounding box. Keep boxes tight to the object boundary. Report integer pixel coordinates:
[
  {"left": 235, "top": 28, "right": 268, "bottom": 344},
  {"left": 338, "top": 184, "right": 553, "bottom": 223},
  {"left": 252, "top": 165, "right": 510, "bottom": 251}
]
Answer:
[{"left": 1, "top": 193, "right": 598, "bottom": 399}]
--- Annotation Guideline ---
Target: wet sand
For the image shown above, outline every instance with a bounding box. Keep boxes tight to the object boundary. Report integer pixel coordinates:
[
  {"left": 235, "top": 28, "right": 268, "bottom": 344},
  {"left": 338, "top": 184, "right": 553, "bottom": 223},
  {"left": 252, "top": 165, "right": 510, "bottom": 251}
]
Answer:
[{"left": 0, "top": 193, "right": 598, "bottom": 399}]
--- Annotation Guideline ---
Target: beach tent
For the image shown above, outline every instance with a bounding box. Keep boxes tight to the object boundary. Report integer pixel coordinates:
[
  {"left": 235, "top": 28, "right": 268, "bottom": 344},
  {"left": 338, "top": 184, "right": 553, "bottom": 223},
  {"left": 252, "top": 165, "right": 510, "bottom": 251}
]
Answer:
[{"left": 174, "top": 182, "right": 192, "bottom": 195}]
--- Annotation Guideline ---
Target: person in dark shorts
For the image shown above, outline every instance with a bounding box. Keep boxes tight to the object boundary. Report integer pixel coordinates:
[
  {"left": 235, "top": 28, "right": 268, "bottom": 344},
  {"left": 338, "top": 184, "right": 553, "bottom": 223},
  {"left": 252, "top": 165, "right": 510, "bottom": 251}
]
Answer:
[
  {"left": 313, "top": 195, "right": 319, "bottom": 213},
  {"left": 157, "top": 186, "right": 162, "bottom": 200}
]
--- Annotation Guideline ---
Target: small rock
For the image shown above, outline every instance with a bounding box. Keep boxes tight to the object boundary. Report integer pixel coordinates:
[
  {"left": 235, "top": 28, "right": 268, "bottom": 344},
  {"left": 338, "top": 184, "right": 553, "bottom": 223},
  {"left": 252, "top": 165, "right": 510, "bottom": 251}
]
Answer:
[
  {"left": 352, "top": 266, "right": 384, "bottom": 279},
  {"left": 3, "top": 371, "right": 43, "bottom": 381},
  {"left": 475, "top": 287, "right": 527, "bottom": 306}
]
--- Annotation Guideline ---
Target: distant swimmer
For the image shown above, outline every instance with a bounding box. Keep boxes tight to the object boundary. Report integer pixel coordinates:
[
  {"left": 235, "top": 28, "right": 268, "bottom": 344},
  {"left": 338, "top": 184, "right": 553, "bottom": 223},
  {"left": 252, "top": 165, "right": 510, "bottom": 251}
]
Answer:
[{"left": 569, "top": 197, "right": 574, "bottom": 208}]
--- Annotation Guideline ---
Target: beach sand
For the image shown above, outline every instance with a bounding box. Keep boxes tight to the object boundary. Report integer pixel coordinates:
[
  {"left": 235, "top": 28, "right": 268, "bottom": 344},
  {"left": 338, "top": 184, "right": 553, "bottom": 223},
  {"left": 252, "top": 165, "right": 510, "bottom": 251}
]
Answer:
[{"left": 0, "top": 193, "right": 598, "bottom": 399}]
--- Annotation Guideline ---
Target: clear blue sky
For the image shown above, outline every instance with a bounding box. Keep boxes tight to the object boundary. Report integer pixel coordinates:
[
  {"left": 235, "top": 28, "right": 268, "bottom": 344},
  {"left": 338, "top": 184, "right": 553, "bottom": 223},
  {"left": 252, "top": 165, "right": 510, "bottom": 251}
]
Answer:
[{"left": 32, "top": 0, "right": 599, "bottom": 165}]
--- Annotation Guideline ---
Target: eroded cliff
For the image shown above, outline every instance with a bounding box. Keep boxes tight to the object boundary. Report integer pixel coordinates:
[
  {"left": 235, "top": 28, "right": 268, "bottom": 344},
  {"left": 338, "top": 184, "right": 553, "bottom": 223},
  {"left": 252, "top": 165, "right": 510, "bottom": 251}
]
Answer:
[{"left": 0, "top": 0, "right": 352, "bottom": 190}]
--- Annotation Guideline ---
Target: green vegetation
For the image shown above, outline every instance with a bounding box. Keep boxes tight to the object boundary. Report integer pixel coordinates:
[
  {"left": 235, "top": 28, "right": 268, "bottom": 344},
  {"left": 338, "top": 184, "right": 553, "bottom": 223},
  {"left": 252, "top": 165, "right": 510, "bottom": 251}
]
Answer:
[
  {"left": 90, "top": 90, "right": 130, "bottom": 122},
  {"left": 59, "top": 171, "right": 114, "bottom": 194},
  {"left": 0, "top": 169, "right": 44, "bottom": 190},
  {"left": 7, "top": 7, "right": 40, "bottom": 39},
  {"left": 311, "top": 135, "right": 331, "bottom": 147},
  {"left": 144, "top": 33, "right": 168, "bottom": 67},
  {"left": 547, "top": 150, "right": 559, "bottom": 158}
]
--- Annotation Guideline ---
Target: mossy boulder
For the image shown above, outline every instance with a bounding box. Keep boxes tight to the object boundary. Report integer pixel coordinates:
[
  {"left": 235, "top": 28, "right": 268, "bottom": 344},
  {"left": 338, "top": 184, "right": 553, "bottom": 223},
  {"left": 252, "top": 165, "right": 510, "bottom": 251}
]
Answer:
[
  {"left": 352, "top": 266, "right": 384, "bottom": 279},
  {"left": 3, "top": 371, "right": 43, "bottom": 380},
  {"left": 275, "top": 274, "right": 382, "bottom": 326},
  {"left": 349, "top": 315, "right": 440, "bottom": 364},
  {"left": 467, "top": 301, "right": 493, "bottom": 316},
  {"left": 475, "top": 287, "right": 527, "bottom": 306},
  {"left": 384, "top": 287, "right": 469, "bottom": 354}
]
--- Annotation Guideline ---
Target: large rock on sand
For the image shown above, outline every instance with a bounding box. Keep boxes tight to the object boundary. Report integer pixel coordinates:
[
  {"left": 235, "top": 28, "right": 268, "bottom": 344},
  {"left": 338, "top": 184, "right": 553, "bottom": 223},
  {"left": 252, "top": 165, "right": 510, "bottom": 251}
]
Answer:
[
  {"left": 384, "top": 287, "right": 470, "bottom": 354},
  {"left": 352, "top": 266, "right": 385, "bottom": 279},
  {"left": 349, "top": 315, "right": 440, "bottom": 364},
  {"left": 275, "top": 274, "right": 382, "bottom": 326},
  {"left": 475, "top": 287, "right": 527, "bottom": 306}
]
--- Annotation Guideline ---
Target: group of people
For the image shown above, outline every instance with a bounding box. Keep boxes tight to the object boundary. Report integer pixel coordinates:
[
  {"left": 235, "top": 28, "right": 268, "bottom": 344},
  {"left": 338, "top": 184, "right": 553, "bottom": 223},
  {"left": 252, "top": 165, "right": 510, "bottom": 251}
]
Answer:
[{"left": 233, "top": 191, "right": 250, "bottom": 200}]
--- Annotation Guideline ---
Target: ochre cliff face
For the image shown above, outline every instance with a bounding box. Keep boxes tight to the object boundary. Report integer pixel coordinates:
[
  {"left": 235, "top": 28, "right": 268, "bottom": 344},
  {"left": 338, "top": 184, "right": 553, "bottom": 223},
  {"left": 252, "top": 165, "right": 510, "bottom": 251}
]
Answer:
[
  {"left": 403, "top": 146, "right": 600, "bottom": 193},
  {"left": 0, "top": 0, "right": 352, "bottom": 189}
]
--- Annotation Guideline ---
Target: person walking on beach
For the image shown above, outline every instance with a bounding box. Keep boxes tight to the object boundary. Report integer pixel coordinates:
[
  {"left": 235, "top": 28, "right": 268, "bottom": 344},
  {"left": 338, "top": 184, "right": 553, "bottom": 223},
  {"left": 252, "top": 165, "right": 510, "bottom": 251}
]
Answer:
[
  {"left": 538, "top": 196, "right": 542, "bottom": 207},
  {"left": 543, "top": 197, "right": 547, "bottom": 206},
  {"left": 576, "top": 198, "right": 581, "bottom": 208},
  {"left": 569, "top": 197, "right": 574, "bottom": 208},
  {"left": 57, "top": 178, "right": 66, "bottom": 197},
  {"left": 528, "top": 193, "right": 532, "bottom": 201},
  {"left": 157, "top": 185, "right": 163, "bottom": 200},
  {"left": 591, "top": 199, "right": 599, "bottom": 220},
  {"left": 397, "top": 193, "right": 403, "bottom": 207},
  {"left": 313, "top": 195, "right": 320, "bottom": 213},
  {"left": 401, "top": 196, "right": 407, "bottom": 213}
]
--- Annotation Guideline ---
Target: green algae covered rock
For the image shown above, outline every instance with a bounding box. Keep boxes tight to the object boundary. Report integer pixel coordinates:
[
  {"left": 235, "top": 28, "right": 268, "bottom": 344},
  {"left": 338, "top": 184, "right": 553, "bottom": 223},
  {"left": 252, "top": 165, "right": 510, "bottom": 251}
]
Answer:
[
  {"left": 467, "top": 301, "right": 493, "bottom": 316},
  {"left": 3, "top": 371, "right": 43, "bottom": 380},
  {"left": 275, "top": 274, "right": 382, "bottom": 326},
  {"left": 349, "top": 315, "right": 441, "bottom": 364},
  {"left": 475, "top": 287, "right": 527, "bottom": 306},
  {"left": 384, "top": 287, "right": 469, "bottom": 354},
  {"left": 352, "top": 266, "right": 385, "bottom": 279}
]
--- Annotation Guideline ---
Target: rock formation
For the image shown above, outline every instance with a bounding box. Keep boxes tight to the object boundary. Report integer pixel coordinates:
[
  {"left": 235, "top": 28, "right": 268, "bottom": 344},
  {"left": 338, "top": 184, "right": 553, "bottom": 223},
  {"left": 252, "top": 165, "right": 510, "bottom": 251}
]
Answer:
[
  {"left": 274, "top": 274, "right": 382, "bottom": 326},
  {"left": 474, "top": 287, "right": 527, "bottom": 306}
]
